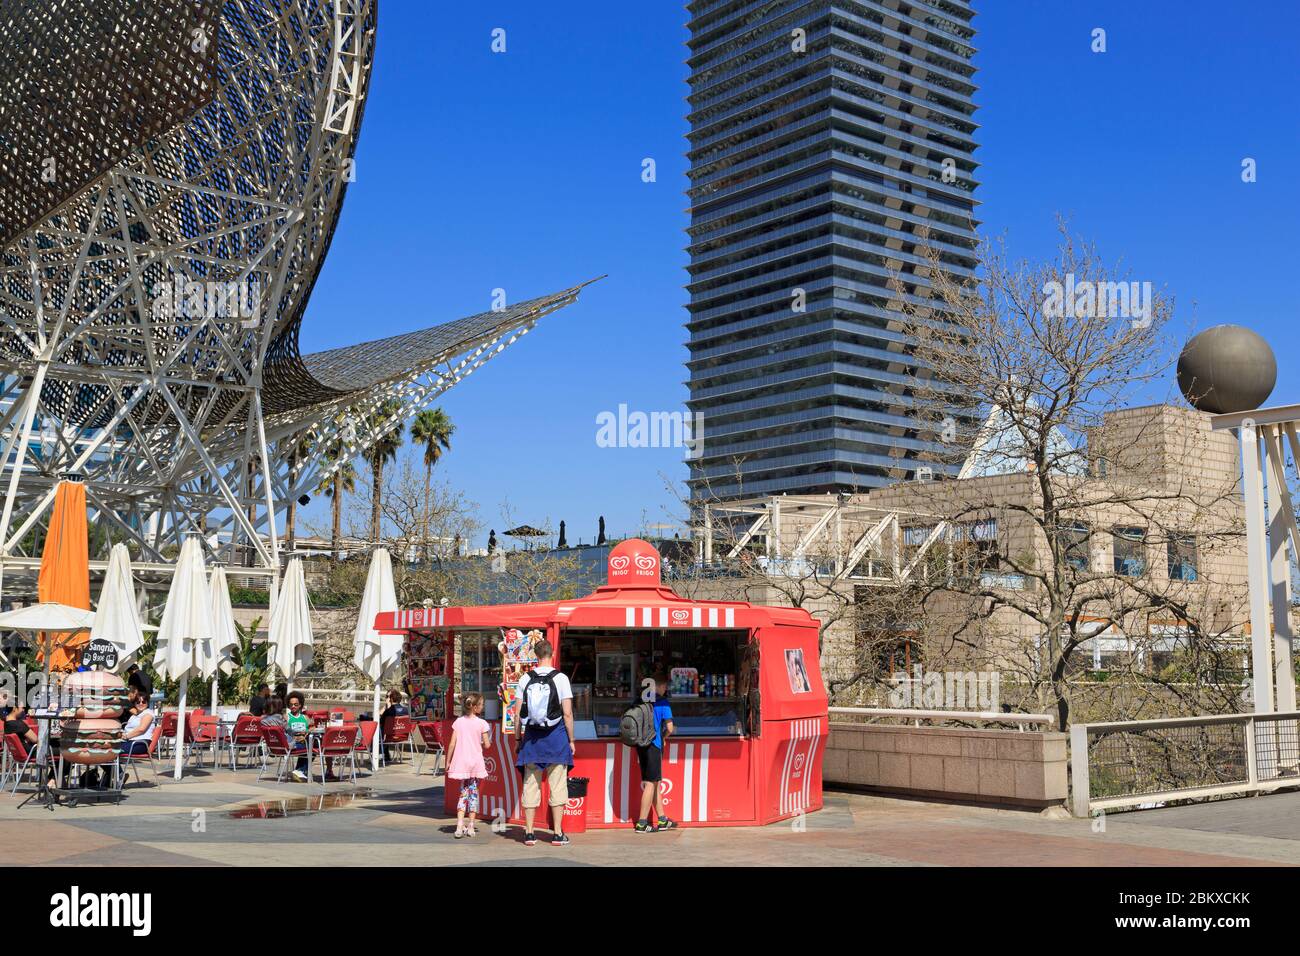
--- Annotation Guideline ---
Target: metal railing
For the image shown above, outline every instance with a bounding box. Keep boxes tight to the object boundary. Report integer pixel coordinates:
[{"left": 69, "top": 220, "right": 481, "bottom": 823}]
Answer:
[
  {"left": 829, "top": 706, "right": 1055, "bottom": 731},
  {"left": 1070, "top": 711, "right": 1300, "bottom": 817}
]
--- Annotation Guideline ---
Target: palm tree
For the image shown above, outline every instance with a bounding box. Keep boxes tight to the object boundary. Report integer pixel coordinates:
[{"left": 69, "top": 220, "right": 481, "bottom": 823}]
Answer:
[
  {"left": 409, "top": 408, "right": 455, "bottom": 565},
  {"left": 283, "top": 430, "right": 314, "bottom": 554},
  {"left": 316, "top": 446, "right": 357, "bottom": 566},
  {"left": 366, "top": 400, "right": 403, "bottom": 546}
]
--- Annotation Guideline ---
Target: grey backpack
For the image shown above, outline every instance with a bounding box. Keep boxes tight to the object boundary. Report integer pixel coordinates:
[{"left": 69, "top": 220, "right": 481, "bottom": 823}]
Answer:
[{"left": 619, "top": 700, "right": 656, "bottom": 747}]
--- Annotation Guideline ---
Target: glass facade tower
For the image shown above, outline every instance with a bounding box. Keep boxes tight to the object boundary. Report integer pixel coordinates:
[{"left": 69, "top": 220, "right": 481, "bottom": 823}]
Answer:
[{"left": 685, "top": 0, "right": 980, "bottom": 499}]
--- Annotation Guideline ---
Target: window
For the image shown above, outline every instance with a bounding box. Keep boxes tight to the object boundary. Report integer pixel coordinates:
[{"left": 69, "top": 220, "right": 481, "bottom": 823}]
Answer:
[
  {"left": 1113, "top": 526, "right": 1147, "bottom": 576},
  {"left": 1058, "top": 522, "right": 1091, "bottom": 572},
  {"left": 456, "top": 631, "right": 501, "bottom": 720},
  {"left": 951, "top": 518, "right": 1000, "bottom": 582},
  {"left": 1167, "top": 533, "right": 1198, "bottom": 582}
]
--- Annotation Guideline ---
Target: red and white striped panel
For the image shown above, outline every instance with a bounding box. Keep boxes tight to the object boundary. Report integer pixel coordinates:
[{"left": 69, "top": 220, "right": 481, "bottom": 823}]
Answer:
[
  {"left": 599, "top": 740, "right": 715, "bottom": 823},
  {"left": 622, "top": 605, "right": 737, "bottom": 629},
  {"left": 778, "top": 717, "right": 823, "bottom": 816},
  {"left": 478, "top": 721, "right": 521, "bottom": 823},
  {"left": 392, "top": 607, "right": 445, "bottom": 629}
]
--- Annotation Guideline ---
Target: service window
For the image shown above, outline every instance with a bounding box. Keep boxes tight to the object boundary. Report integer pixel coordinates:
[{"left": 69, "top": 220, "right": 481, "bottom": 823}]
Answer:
[{"left": 559, "top": 629, "right": 749, "bottom": 738}]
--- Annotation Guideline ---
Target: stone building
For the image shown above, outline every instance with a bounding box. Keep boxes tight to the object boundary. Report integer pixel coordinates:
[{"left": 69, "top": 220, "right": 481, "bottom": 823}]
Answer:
[{"left": 688, "top": 404, "right": 1253, "bottom": 699}]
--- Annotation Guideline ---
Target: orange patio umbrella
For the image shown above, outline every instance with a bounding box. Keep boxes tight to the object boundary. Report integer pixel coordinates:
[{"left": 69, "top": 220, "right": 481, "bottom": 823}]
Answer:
[{"left": 36, "top": 480, "right": 91, "bottom": 672}]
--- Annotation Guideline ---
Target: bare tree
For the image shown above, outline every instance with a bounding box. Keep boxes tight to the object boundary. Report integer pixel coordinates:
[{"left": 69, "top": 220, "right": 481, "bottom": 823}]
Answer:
[{"left": 884, "top": 225, "right": 1247, "bottom": 727}]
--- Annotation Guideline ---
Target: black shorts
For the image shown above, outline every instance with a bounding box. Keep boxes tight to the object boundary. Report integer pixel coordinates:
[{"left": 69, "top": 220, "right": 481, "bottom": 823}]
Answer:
[{"left": 636, "top": 743, "right": 662, "bottom": 783}]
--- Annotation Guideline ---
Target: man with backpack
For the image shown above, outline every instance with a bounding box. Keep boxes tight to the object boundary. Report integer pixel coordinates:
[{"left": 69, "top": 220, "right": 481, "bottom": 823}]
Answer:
[
  {"left": 621, "top": 672, "right": 676, "bottom": 833},
  {"left": 513, "top": 640, "right": 575, "bottom": 847}
]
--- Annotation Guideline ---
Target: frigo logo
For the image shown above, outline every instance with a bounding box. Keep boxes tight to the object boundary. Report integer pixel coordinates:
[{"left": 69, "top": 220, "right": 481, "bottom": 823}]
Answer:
[{"left": 49, "top": 886, "right": 151, "bottom": 936}]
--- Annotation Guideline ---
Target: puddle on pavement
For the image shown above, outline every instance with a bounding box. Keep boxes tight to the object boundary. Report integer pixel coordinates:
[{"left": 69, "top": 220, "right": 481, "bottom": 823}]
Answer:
[{"left": 227, "top": 789, "right": 376, "bottom": 819}]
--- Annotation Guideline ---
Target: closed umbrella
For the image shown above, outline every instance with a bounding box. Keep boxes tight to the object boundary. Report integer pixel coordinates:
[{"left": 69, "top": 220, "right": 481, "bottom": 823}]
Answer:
[
  {"left": 267, "top": 558, "right": 313, "bottom": 681},
  {"left": 352, "top": 548, "right": 400, "bottom": 769},
  {"left": 207, "top": 565, "right": 240, "bottom": 714},
  {"left": 37, "top": 480, "right": 91, "bottom": 673},
  {"left": 88, "top": 543, "right": 146, "bottom": 667},
  {"left": 153, "top": 537, "right": 214, "bottom": 780}
]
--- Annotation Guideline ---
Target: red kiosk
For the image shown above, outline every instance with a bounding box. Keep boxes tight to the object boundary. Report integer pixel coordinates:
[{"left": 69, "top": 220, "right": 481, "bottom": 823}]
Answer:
[{"left": 375, "top": 539, "right": 827, "bottom": 829}]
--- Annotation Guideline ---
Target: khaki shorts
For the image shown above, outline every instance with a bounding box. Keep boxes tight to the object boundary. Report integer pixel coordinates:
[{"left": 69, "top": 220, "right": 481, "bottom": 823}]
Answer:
[{"left": 520, "top": 763, "right": 569, "bottom": 809}]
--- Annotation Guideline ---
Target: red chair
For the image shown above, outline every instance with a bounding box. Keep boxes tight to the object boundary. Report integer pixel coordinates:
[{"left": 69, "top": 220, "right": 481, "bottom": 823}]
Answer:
[
  {"left": 316, "top": 726, "right": 359, "bottom": 785},
  {"left": 352, "top": 721, "right": 378, "bottom": 773},
  {"left": 306, "top": 710, "right": 329, "bottom": 727},
  {"left": 186, "top": 714, "right": 220, "bottom": 768},
  {"left": 1, "top": 733, "right": 36, "bottom": 793},
  {"left": 156, "top": 711, "right": 179, "bottom": 760},
  {"left": 117, "top": 720, "right": 164, "bottom": 789},
  {"left": 227, "top": 714, "right": 264, "bottom": 770},
  {"left": 416, "top": 721, "right": 446, "bottom": 775},
  {"left": 380, "top": 715, "right": 414, "bottom": 766},
  {"left": 259, "top": 724, "right": 306, "bottom": 783}
]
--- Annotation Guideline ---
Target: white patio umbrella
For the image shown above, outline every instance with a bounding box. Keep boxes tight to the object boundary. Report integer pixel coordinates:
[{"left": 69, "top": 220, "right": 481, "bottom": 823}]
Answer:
[
  {"left": 352, "top": 548, "right": 400, "bottom": 769},
  {"left": 0, "top": 602, "right": 96, "bottom": 769},
  {"left": 88, "top": 543, "right": 146, "bottom": 668},
  {"left": 267, "top": 557, "right": 313, "bottom": 681},
  {"left": 206, "top": 565, "right": 240, "bottom": 713},
  {"left": 153, "top": 536, "right": 215, "bottom": 779}
]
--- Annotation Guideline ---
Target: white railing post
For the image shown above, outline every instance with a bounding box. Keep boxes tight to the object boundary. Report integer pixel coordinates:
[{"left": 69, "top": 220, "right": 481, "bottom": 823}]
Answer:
[
  {"left": 1245, "top": 715, "right": 1259, "bottom": 788},
  {"left": 1070, "top": 722, "right": 1091, "bottom": 818}
]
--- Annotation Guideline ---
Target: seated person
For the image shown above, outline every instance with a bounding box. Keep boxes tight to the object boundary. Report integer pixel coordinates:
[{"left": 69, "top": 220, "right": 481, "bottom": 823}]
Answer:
[
  {"left": 247, "top": 683, "right": 271, "bottom": 717},
  {"left": 2, "top": 703, "right": 39, "bottom": 755},
  {"left": 119, "top": 688, "right": 155, "bottom": 756},
  {"left": 379, "top": 689, "right": 408, "bottom": 761},
  {"left": 378, "top": 689, "right": 408, "bottom": 725},
  {"left": 262, "top": 694, "right": 311, "bottom": 781}
]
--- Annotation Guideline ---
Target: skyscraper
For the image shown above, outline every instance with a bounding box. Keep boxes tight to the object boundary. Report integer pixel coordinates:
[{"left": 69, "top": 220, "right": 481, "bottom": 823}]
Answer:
[{"left": 685, "top": 0, "right": 980, "bottom": 499}]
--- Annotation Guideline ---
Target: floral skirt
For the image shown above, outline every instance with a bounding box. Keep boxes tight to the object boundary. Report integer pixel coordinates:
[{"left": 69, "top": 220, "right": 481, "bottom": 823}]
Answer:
[{"left": 457, "top": 777, "right": 481, "bottom": 814}]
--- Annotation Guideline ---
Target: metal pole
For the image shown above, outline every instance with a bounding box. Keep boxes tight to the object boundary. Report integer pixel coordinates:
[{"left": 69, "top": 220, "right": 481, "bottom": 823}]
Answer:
[
  {"left": 1240, "top": 422, "right": 1276, "bottom": 714},
  {"left": 1263, "top": 426, "right": 1297, "bottom": 711}
]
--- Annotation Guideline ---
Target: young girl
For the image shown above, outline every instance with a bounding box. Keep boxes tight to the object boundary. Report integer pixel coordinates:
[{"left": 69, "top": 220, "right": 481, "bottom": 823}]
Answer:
[{"left": 445, "top": 692, "right": 492, "bottom": 838}]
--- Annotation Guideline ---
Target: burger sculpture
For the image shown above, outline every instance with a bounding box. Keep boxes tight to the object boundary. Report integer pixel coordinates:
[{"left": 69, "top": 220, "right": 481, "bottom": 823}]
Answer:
[{"left": 59, "top": 671, "right": 129, "bottom": 765}]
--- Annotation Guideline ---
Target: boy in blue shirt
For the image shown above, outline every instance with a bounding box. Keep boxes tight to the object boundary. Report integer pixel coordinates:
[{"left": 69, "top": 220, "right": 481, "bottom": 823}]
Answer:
[{"left": 635, "top": 673, "right": 676, "bottom": 833}]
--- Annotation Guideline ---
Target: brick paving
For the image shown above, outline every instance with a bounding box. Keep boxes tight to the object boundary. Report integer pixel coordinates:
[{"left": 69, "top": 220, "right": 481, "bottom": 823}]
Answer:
[{"left": 1, "top": 762, "right": 1295, "bottom": 866}]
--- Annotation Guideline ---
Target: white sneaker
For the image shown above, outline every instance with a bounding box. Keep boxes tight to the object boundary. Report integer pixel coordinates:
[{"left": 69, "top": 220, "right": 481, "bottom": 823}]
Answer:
[{"left": 290, "top": 770, "right": 308, "bottom": 782}]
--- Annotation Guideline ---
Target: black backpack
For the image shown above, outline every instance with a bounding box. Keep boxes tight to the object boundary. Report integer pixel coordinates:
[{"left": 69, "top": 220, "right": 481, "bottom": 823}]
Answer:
[
  {"left": 519, "top": 670, "right": 565, "bottom": 727},
  {"left": 619, "top": 700, "right": 656, "bottom": 747}
]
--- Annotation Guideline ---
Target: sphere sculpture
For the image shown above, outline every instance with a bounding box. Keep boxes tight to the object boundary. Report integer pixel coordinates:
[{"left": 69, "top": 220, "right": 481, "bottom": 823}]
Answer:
[
  {"left": 61, "top": 671, "right": 127, "bottom": 765},
  {"left": 1177, "top": 325, "right": 1277, "bottom": 414}
]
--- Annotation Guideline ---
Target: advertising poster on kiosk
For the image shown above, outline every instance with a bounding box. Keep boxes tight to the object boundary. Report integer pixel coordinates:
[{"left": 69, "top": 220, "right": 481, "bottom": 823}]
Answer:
[{"left": 498, "top": 627, "right": 541, "bottom": 733}]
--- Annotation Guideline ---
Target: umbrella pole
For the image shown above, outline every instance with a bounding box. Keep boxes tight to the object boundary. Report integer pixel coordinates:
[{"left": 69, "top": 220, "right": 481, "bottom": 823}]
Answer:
[
  {"left": 211, "top": 674, "right": 219, "bottom": 715},
  {"left": 372, "top": 682, "right": 382, "bottom": 771},
  {"left": 37, "top": 640, "right": 52, "bottom": 766},
  {"left": 174, "top": 675, "right": 188, "bottom": 780}
]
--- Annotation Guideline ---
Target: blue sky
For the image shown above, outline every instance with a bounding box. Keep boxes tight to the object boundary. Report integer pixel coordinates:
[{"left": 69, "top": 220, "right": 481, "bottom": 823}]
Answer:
[{"left": 299, "top": 1, "right": 1300, "bottom": 546}]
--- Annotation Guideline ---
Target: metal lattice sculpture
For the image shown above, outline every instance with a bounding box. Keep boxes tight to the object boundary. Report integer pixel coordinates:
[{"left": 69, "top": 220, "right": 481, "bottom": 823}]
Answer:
[{"left": 0, "top": 0, "right": 594, "bottom": 586}]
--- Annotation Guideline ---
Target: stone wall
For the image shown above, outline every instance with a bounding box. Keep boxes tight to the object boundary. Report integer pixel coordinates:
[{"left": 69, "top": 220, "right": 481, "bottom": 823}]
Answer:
[{"left": 823, "top": 722, "right": 1068, "bottom": 808}]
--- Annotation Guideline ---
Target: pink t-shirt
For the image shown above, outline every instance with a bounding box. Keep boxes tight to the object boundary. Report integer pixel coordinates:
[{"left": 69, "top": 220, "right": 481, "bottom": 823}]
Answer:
[{"left": 446, "top": 715, "right": 491, "bottom": 780}]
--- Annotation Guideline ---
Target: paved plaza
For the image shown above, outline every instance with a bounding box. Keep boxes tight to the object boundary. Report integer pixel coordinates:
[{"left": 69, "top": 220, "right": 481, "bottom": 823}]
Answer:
[{"left": 2, "top": 763, "right": 1296, "bottom": 866}]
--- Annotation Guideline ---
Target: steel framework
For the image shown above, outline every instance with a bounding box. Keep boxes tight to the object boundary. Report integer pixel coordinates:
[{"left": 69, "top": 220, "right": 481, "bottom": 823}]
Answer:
[{"left": 0, "top": 0, "right": 594, "bottom": 594}]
